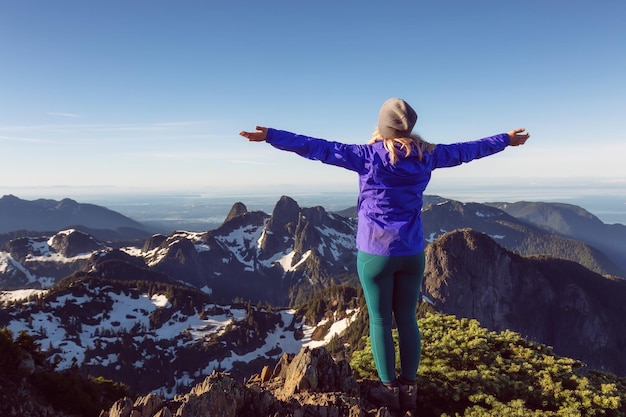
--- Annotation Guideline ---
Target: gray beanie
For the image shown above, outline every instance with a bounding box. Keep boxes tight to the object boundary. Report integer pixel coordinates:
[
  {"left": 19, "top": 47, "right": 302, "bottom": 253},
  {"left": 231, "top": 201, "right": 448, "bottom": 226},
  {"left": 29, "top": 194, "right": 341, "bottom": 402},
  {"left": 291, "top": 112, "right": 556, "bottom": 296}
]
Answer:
[{"left": 377, "top": 98, "right": 418, "bottom": 139}]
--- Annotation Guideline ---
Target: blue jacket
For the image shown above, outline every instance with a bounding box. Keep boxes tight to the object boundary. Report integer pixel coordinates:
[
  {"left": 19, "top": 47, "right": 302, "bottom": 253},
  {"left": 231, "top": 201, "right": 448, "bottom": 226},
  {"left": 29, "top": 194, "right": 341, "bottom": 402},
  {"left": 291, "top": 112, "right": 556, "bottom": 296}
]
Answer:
[{"left": 266, "top": 128, "right": 510, "bottom": 256}]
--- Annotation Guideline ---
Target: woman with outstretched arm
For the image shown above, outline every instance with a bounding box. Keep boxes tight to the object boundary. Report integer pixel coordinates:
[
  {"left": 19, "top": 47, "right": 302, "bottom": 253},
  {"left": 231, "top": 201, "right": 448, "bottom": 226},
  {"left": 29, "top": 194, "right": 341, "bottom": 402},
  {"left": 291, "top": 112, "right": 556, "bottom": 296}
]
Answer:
[{"left": 240, "top": 98, "right": 530, "bottom": 413}]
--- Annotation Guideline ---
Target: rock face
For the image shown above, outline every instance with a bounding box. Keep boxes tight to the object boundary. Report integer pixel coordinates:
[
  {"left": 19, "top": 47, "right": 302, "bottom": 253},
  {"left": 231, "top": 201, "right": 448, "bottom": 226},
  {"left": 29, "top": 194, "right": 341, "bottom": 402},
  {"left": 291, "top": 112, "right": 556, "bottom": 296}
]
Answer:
[
  {"left": 100, "top": 347, "right": 382, "bottom": 417},
  {"left": 260, "top": 196, "right": 300, "bottom": 256},
  {"left": 224, "top": 202, "right": 248, "bottom": 223},
  {"left": 423, "top": 228, "right": 626, "bottom": 376}
]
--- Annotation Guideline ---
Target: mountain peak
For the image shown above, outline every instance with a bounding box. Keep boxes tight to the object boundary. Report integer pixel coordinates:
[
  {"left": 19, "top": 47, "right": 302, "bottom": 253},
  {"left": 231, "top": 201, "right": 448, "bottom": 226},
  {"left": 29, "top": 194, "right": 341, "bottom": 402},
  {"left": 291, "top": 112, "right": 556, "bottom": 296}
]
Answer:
[
  {"left": 266, "top": 195, "right": 300, "bottom": 235},
  {"left": 0, "top": 194, "right": 21, "bottom": 202},
  {"left": 273, "top": 195, "right": 300, "bottom": 216},
  {"left": 0, "top": 195, "right": 147, "bottom": 236},
  {"left": 224, "top": 202, "right": 248, "bottom": 223},
  {"left": 55, "top": 198, "right": 80, "bottom": 210},
  {"left": 49, "top": 229, "right": 103, "bottom": 258}
]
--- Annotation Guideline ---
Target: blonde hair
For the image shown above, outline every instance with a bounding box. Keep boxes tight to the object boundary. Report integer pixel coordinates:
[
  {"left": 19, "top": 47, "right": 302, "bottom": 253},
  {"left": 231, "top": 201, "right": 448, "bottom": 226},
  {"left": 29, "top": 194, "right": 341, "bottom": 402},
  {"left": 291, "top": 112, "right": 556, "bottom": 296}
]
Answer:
[{"left": 369, "top": 128, "right": 436, "bottom": 165}]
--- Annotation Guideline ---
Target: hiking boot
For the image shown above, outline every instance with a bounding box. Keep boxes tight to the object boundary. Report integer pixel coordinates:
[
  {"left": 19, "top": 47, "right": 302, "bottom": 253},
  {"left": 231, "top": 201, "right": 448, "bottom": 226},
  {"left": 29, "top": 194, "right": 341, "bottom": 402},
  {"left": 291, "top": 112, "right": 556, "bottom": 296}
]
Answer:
[
  {"left": 368, "top": 382, "right": 400, "bottom": 411},
  {"left": 399, "top": 379, "right": 417, "bottom": 411}
]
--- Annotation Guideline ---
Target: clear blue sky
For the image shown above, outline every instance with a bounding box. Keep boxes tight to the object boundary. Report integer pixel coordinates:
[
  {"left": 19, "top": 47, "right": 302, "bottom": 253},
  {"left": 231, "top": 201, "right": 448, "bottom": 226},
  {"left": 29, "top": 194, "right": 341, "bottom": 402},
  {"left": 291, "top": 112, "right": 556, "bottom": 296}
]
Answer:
[{"left": 1, "top": 0, "right": 625, "bottom": 200}]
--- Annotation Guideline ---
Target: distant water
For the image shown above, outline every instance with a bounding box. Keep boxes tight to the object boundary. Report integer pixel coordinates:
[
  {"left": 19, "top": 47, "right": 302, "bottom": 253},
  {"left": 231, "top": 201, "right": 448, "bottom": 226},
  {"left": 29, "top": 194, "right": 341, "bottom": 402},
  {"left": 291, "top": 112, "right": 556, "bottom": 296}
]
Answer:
[
  {"left": 89, "top": 184, "right": 626, "bottom": 234},
  {"left": 9, "top": 178, "right": 622, "bottom": 234},
  {"left": 92, "top": 192, "right": 364, "bottom": 234}
]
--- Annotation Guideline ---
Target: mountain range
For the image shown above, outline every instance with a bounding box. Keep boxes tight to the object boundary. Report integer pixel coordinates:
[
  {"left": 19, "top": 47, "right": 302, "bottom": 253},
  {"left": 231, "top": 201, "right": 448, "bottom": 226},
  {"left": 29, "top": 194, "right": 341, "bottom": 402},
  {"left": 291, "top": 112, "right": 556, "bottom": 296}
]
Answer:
[
  {"left": 486, "top": 200, "right": 626, "bottom": 272},
  {"left": 1, "top": 193, "right": 626, "bottom": 398},
  {"left": 0, "top": 194, "right": 151, "bottom": 243}
]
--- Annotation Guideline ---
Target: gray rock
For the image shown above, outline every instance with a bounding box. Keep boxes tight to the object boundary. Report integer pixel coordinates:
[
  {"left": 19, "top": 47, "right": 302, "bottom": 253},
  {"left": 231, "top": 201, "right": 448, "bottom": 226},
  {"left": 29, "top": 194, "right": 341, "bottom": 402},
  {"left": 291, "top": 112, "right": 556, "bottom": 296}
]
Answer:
[{"left": 99, "top": 347, "right": 368, "bottom": 417}]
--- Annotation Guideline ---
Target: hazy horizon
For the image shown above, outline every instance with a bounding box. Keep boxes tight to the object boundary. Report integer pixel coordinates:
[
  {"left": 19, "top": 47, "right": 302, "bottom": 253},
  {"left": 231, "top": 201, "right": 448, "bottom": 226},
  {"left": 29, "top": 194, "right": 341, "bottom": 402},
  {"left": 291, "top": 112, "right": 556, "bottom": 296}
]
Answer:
[{"left": 3, "top": 176, "right": 624, "bottom": 231}]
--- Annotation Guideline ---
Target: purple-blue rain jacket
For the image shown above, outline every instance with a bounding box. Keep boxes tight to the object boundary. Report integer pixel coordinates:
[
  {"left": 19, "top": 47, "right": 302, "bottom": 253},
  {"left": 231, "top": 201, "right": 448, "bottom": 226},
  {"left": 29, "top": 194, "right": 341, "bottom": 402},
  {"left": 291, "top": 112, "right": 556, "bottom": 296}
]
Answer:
[{"left": 266, "top": 128, "right": 510, "bottom": 256}]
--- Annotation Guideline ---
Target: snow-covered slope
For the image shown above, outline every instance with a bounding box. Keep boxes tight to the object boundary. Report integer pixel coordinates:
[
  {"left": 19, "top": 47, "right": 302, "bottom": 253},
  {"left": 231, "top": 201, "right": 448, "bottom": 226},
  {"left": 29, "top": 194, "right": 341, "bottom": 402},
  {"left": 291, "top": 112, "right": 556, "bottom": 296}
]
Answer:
[{"left": 0, "top": 279, "right": 360, "bottom": 396}]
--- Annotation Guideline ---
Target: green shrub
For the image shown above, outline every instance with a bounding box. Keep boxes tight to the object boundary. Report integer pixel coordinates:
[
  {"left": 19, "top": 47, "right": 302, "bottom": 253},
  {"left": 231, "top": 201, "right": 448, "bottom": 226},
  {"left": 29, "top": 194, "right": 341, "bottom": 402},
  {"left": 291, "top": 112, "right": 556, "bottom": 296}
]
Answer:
[
  {"left": 30, "top": 371, "right": 130, "bottom": 417},
  {"left": 350, "top": 313, "right": 626, "bottom": 416}
]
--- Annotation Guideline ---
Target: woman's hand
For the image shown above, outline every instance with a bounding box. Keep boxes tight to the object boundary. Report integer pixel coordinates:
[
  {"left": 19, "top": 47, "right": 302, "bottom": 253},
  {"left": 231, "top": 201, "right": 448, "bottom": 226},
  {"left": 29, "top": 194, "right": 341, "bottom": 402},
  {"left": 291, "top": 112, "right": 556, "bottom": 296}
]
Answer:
[
  {"left": 239, "top": 126, "right": 268, "bottom": 142},
  {"left": 508, "top": 128, "right": 530, "bottom": 146}
]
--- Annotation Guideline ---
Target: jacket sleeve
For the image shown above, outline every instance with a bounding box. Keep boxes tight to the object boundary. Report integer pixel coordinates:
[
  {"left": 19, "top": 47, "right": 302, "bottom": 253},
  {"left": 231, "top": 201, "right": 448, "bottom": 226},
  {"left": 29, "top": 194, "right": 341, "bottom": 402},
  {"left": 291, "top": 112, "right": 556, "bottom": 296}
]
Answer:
[
  {"left": 430, "top": 133, "right": 510, "bottom": 169},
  {"left": 266, "top": 128, "right": 367, "bottom": 173}
]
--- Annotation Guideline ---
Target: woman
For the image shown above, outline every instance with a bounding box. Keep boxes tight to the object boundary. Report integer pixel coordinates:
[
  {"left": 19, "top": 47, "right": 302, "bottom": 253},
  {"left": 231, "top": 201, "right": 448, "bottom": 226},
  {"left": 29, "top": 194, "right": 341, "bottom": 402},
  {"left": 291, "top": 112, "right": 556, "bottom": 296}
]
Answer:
[{"left": 240, "top": 98, "right": 530, "bottom": 412}]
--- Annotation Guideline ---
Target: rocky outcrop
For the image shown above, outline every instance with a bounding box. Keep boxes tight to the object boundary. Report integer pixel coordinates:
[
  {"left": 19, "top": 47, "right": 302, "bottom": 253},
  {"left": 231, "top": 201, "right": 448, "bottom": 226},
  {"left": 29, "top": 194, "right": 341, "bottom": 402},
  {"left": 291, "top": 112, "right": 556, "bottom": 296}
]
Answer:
[
  {"left": 142, "top": 234, "right": 168, "bottom": 252},
  {"left": 259, "top": 196, "right": 300, "bottom": 256},
  {"left": 152, "top": 237, "right": 206, "bottom": 288},
  {"left": 224, "top": 202, "right": 248, "bottom": 223},
  {"left": 99, "top": 347, "right": 394, "bottom": 417},
  {"left": 49, "top": 229, "right": 103, "bottom": 257}
]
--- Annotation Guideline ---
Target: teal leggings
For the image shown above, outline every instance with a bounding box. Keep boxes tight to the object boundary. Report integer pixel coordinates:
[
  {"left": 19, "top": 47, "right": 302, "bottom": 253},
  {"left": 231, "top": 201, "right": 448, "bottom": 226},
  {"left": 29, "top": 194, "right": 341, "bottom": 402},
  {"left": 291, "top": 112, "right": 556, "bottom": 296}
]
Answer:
[{"left": 357, "top": 250, "right": 425, "bottom": 383}]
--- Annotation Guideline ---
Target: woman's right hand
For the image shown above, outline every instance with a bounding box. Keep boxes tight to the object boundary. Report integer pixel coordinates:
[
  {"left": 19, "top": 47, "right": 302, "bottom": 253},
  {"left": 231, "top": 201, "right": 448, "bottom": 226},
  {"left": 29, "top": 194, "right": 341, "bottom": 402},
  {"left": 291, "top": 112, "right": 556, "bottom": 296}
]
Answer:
[
  {"left": 508, "top": 128, "right": 530, "bottom": 146},
  {"left": 239, "top": 126, "right": 268, "bottom": 142}
]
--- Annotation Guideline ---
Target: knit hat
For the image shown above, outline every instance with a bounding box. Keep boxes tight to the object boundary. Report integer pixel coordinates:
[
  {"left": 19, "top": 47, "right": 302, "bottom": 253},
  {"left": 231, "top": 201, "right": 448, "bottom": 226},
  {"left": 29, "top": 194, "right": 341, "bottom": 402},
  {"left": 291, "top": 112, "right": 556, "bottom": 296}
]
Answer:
[{"left": 377, "top": 98, "right": 418, "bottom": 139}]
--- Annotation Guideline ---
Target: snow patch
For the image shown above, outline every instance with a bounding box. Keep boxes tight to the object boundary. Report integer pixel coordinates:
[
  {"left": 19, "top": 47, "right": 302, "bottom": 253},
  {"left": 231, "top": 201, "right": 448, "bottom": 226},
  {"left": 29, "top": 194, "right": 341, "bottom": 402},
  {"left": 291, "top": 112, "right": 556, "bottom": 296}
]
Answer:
[
  {"left": 151, "top": 294, "right": 171, "bottom": 308},
  {"left": 0, "top": 288, "right": 47, "bottom": 304}
]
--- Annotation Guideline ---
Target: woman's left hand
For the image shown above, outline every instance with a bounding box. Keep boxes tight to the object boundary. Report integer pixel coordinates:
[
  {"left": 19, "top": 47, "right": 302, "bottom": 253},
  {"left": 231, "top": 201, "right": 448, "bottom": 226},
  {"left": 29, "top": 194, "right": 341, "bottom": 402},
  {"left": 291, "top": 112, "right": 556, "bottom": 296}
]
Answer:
[{"left": 239, "top": 126, "right": 268, "bottom": 142}]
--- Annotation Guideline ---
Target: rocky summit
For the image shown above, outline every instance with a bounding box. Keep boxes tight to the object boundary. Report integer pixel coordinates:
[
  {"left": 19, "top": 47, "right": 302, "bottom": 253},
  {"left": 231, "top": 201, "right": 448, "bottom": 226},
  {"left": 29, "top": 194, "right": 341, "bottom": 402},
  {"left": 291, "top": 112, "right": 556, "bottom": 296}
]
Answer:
[{"left": 100, "top": 346, "right": 403, "bottom": 417}]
